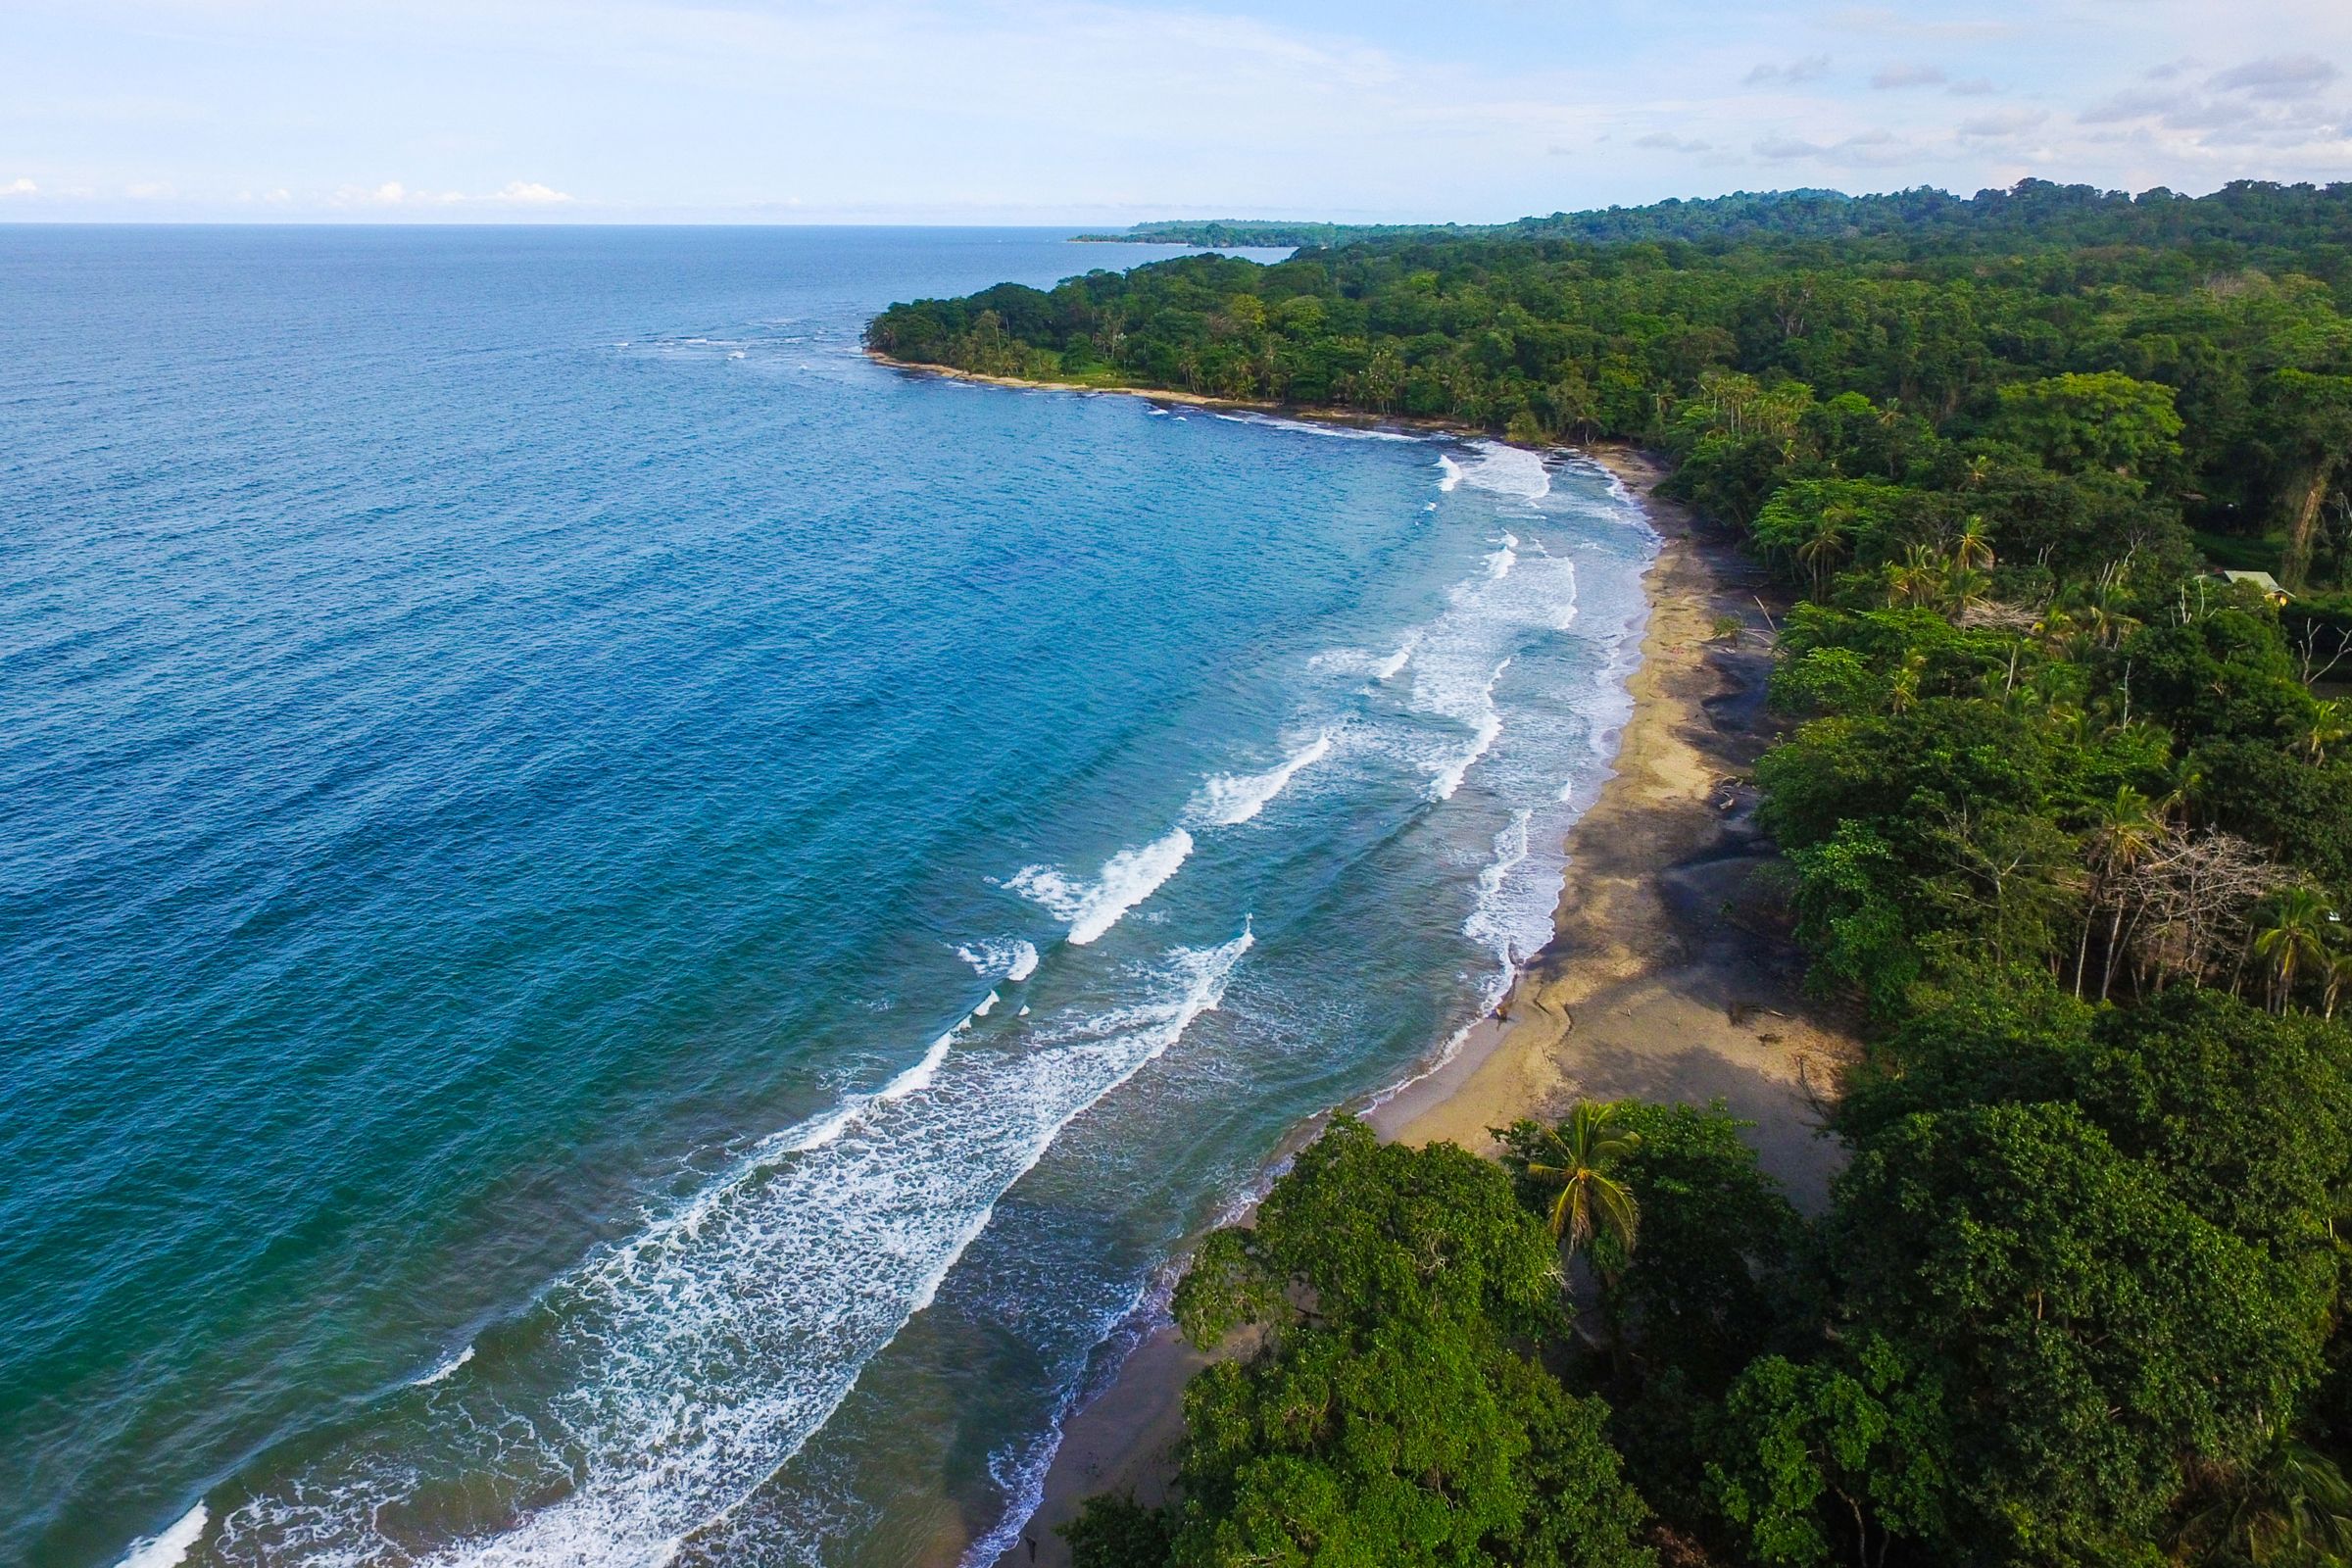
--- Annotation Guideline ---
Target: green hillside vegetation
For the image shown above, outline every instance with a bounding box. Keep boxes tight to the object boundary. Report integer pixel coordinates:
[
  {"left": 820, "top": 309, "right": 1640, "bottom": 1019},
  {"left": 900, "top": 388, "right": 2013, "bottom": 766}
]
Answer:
[{"left": 873, "top": 181, "right": 2352, "bottom": 1567}]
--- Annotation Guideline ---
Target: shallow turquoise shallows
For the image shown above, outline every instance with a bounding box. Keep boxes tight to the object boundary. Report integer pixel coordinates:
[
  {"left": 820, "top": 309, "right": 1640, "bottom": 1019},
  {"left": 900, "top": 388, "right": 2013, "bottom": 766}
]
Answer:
[{"left": 0, "top": 227, "right": 1654, "bottom": 1568}]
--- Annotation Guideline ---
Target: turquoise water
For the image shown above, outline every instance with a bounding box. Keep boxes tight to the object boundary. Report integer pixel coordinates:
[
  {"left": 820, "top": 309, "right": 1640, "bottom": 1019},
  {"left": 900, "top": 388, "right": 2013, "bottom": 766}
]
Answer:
[{"left": 0, "top": 227, "right": 1654, "bottom": 1567}]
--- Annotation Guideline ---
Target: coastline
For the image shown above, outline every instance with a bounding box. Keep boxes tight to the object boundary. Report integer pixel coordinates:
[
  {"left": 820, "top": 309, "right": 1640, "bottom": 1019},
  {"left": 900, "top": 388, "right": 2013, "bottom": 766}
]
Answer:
[
  {"left": 993, "top": 443, "right": 1858, "bottom": 1567},
  {"left": 862, "top": 349, "right": 1513, "bottom": 444},
  {"left": 1369, "top": 446, "right": 1856, "bottom": 1199}
]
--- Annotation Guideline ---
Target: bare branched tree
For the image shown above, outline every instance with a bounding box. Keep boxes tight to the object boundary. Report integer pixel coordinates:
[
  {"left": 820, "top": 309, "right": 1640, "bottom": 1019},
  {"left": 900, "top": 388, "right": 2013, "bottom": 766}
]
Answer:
[{"left": 2099, "top": 826, "right": 2287, "bottom": 996}]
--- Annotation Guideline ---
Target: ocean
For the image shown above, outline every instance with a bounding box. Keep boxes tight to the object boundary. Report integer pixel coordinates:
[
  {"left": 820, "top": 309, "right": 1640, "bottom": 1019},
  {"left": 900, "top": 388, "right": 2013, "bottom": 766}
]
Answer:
[{"left": 0, "top": 226, "right": 1654, "bottom": 1567}]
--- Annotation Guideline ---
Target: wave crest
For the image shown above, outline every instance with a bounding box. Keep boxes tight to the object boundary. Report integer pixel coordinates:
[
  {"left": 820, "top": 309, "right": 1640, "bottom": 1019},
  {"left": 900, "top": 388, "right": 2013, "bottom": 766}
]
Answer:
[
  {"left": 1008, "top": 830, "right": 1194, "bottom": 946},
  {"left": 1188, "top": 732, "right": 1334, "bottom": 828}
]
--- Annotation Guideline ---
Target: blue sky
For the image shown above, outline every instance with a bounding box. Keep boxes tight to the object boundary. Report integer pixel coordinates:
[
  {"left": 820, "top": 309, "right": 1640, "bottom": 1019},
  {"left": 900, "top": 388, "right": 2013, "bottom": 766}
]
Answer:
[{"left": 5, "top": 0, "right": 2349, "bottom": 222}]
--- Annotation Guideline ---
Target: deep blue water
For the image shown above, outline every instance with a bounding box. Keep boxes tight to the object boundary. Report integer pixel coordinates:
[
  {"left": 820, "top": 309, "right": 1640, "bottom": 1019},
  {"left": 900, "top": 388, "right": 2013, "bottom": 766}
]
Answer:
[{"left": 0, "top": 226, "right": 1653, "bottom": 1568}]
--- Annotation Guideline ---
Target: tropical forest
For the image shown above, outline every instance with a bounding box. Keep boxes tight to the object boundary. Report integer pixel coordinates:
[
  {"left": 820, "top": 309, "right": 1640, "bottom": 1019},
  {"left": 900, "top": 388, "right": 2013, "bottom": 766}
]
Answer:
[{"left": 870, "top": 179, "right": 2352, "bottom": 1567}]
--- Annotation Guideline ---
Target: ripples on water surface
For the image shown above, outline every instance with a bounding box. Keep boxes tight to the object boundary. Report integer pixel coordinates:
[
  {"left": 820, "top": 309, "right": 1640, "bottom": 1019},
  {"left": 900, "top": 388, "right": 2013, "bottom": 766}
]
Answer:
[{"left": 0, "top": 227, "right": 1654, "bottom": 1567}]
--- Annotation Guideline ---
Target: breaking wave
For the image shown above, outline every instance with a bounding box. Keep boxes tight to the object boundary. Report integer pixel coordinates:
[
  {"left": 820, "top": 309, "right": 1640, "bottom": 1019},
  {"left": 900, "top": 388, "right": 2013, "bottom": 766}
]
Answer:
[
  {"left": 114, "top": 1506, "right": 207, "bottom": 1568},
  {"left": 1187, "top": 731, "right": 1335, "bottom": 828},
  {"left": 958, "top": 939, "right": 1041, "bottom": 985},
  {"left": 1447, "top": 441, "right": 1551, "bottom": 501},
  {"left": 206, "top": 931, "right": 1254, "bottom": 1567},
  {"left": 1008, "top": 829, "right": 1195, "bottom": 946}
]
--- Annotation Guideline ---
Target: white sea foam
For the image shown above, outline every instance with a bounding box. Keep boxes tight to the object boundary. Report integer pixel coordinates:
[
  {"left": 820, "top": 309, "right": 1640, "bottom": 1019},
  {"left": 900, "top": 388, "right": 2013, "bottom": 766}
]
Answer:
[
  {"left": 1402, "top": 516, "right": 1581, "bottom": 800},
  {"left": 957, "top": 939, "right": 1041, "bottom": 985},
  {"left": 415, "top": 1345, "right": 475, "bottom": 1386},
  {"left": 1309, "top": 633, "right": 1418, "bottom": 684},
  {"left": 1008, "top": 829, "right": 1194, "bottom": 945},
  {"left": 1465, "top": 808, "right": 1544, "bottom": 972},
  {"left": 971, "top": 991, "right": 1000, "bottom": 1018},
  {"left": 212, "top": 931, "right": 1253, "bottom": 1568},
  {"left": 1211, "top": 412, "right": 1419, "bottom": 443},
  {"left": 1427, "top": 669, "right": 1507, "bottom": 802},
  {"left": 1487, "top": 531, "right": 1519, "bottom": 580},
  {"left": 1188, "top": 730, "right": 1334, "bottom": 827},
  {"left": 114, "top": 1505, "right": 208, "bottom": 1568},
  {"left": 1437, "top": 455, "right": 1463, "bottom": 492},
  {"left": 1373, "top": 633, "right": 1420, "bottom": 681},
  {"left": 1450, "top": 441, "right": 1551, "bottom": 501},
  {"left": 879, "top": 1035, "right": 954, "bottom": 1102}
]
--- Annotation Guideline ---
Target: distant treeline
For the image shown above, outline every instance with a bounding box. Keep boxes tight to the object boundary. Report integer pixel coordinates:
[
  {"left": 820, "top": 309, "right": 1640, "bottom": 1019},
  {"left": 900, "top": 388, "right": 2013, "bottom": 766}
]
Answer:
[
  {"left": 1071, "top": 219, "right": 1464, "bottom": 248},
  {"left": 876, "top": 179, "right": 2352, "bottom": 1568},
  {"left": 1072, "top": 180, "right": 2352, "bottom": 256}
]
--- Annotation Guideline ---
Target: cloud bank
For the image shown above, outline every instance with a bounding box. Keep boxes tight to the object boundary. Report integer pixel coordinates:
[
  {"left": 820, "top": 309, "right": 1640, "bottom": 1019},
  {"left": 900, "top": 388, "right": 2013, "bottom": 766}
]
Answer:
[{"left": 2, "top": 0, "right": 2346, "bottom": 222}]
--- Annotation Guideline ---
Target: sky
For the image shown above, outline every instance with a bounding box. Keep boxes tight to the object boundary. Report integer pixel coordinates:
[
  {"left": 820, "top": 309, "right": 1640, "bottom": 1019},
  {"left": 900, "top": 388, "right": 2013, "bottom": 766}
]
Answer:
[{"left": 5, "top": 0, "right": 2351, "bottom": 223}]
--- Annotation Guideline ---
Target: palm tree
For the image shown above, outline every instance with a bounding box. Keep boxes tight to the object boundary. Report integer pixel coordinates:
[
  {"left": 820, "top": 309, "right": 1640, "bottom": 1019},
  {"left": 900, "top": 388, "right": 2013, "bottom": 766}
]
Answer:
[
  {"left": 2082, "top": 786, "right": 2165, "bottom": 1000},
  {"left": 2304, "top": 699, "right": 2351, "bottom": 764},
  {"left": 1886, "top": 650, "right": 1928, "bottom": 716},
  {"left": 1941, "top": 563, "right": 1995, "bottom": 619},
  {"left": 1952, "top": 515, "right": 1995, "bottom": 572},
  {"left": 1518, "top": 1102, "right": 1641, "bottom": 1257},
  {"left": 2254, "top": 886, "right": 2335, "bottom": 1013},
  {"left": 2177, "top": 1438, "right": 2352, "bottom": 1566},
  {"left": 1796, "top": 510, "right": 1851, "bottom": 598},
  {"left": 2083, "top": 580, "right": 2143, "bottom": 650},
  {"left": 1886, "top": 544, "right": 1943, "bottom": 610},
  {"left": 2325, "top": 951, "right": 2352, "bottom": 1022}
]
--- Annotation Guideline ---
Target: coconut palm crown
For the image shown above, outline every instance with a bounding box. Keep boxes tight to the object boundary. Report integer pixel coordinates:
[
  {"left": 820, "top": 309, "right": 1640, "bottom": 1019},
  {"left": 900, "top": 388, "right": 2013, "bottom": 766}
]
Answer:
[{"left": 1517, "top": 1100, "right": 1642, "bottom": 1256}]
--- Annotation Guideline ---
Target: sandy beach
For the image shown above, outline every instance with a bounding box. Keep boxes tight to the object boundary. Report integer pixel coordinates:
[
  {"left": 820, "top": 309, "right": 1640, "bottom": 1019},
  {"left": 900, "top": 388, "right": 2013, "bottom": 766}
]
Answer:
[{"left": 995, "top": 445, "right": 1858, "bottom": 1567}]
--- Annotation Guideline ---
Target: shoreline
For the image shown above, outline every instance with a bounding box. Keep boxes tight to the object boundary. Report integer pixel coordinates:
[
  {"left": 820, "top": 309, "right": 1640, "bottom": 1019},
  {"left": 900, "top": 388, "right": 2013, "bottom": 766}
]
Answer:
[
  {"left": 862, "top": 349, "right": 1516, "bottom": 444},
  {"left": 992, "top": 443, "right": 1859, "bottom": 1567}
]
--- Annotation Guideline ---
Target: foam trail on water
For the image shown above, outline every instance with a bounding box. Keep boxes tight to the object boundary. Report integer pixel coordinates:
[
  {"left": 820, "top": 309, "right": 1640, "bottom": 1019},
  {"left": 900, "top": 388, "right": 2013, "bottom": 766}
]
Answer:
[
  {"left": 1437, "top": 455, "right": 1463, "bottom": 492},
  {"left": 1465, "top": 808, "right": 1546, "bottom": 979},
  {"left": 1208, "top": 412, "right": 1421, "bottom": 443},
  {"left": 114, "top": 1506, "right": 208, "bottom": 1568},
  {"left": 1427, "top": 668, "right": 1507, "bottom": 803},
  {"left": 959, "top": 939, "right": 1041, "bottom": 984},
  {"left": 415, "top": 1346, "right": 475, "bottom": 1386},
  {"left": 210, "top": 932, "right": 1253, "bottom": 1568},
  {"left": 1449, "top": 441, "right": 1550, "bottom": 501},
  {"left": 1373, "top": 632, "right": 1420, "bottom": 681},
  {"left": 1307, "top": 632, "right": 1418, "bottom": 682},
  {"left": 1401, "top": 512, "right": 1580, "bottom": 800},
  {"left": 1008, "top": 829, "right": 1194, "bottom": 945},
  {"left": 1188, "top": 731, "right": 1333, "bottom": 827}
]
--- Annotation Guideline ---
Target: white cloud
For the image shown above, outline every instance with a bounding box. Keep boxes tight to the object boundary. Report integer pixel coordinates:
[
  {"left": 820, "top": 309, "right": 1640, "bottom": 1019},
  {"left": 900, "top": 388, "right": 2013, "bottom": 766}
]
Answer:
[
  {"left": 1958, "top": 107, "right": 2048, "bottom": 139},
  {"left": 7, "top": 0, "right": 2352, "bottom": 222},
  {"left": 2076, "top": 53, "right": 2351, "bottom": 155},
  {"left": 0, "top": 177, "right": 35, "bottom": 197},
  {"left": 1755, "top": 128, "right": 1902, "bottom": 162},
  {"left": 1745, "top": 54, "right": 1832, "bottom": 85},
  {"left": 1872, "top": 63, "right": 1947, "bottom": 89},
  {"left": 2210, "top": 54, "right": 2340, "bottom": 95},
  {"left": 334, "top": 179, "right": 469, "bottom": 207},
  {"left": 492, "top": 180, "right": 573, "bottom": 204}
]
